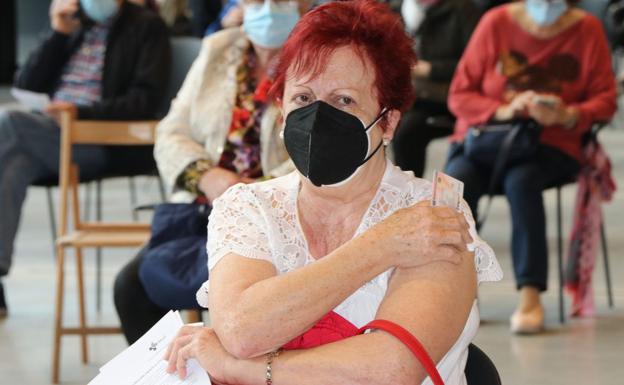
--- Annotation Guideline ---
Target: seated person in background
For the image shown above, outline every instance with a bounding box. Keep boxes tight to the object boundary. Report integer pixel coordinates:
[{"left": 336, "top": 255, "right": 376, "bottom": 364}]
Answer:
[
  {"left": 0, "top": 0, "right": 170, "bottom": 317},
  {"left": 114, "top": 0, "right": 308, "bottom": 344},
  {"left": 444, "top": 0, "right": 616, "bottom": 334},
  {"left": 165, "top": 1, "right": 502, "bottom": 384},
  {"left": 392, "top": 0, "right": 481, "bottom": 178}
]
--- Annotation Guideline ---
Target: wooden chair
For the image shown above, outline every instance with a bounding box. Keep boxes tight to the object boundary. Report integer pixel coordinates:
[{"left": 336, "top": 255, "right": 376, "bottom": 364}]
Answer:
[{"left": 52, "top": 111, "right": 156, "bottom": 383}]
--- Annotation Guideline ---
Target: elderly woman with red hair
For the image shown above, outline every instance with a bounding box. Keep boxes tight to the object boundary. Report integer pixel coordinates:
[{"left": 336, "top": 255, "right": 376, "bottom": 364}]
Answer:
[{"left": 165, "top": 1, "right": 502, "bottom": 384}]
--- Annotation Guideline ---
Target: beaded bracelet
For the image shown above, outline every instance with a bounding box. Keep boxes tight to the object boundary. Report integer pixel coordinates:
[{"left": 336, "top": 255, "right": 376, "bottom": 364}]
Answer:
[{"left": 265, "top": 349, "right": 282, "bottom": 385}]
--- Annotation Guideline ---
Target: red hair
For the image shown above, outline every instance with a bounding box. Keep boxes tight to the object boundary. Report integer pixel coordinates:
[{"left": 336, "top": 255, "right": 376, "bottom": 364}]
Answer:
[{"left": 271, "top": 0, "right": 417, "bottom": 113}]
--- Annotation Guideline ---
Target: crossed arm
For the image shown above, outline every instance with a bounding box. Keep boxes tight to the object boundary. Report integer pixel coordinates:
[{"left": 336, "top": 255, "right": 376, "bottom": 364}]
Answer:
[
  {"left": 168, "top": 246, "right": 476, "bottom": 385},
  {"left": 225, "top": 254, "right": 476, "bottom": 385}
]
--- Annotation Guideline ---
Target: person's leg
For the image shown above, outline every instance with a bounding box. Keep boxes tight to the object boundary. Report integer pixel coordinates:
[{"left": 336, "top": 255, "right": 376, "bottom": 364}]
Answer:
[
  {"left": 0, "top": 110, "right": 110, "bottom": 277},
  {"left": 114, "top": 247, "right": 169, "bottom": 344},
  {"left": 504, "top": 148, "right": 580, "bottom": 292},
  {"left": 0, "top": 110, "right": 59, "bottom": 276},
  {"left": 503, "top": 162, "right": 549, "bottom": 292},
  {"left": 393, "top": 105, "right": 430, "bottom": 177},
  {"left": 503, "top": 146, "right": 580, "bottom": 332},
  {"left": 392, "top": 101, "right": 452, "bottom": 178}
]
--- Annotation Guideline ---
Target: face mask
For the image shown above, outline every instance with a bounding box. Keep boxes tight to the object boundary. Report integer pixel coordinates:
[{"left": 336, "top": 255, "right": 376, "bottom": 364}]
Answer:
[
  {"left": 80, "top": 0, "right": 119, "bottom": 23},
  {"left": 284, "top": 101, "right": 388, "bottom": 187},
  {"left": 525, "top": 0, "right": 568, "bottom": 26},
  {"left": 243, "top": 0, "right": 300, "bottom": 49}
]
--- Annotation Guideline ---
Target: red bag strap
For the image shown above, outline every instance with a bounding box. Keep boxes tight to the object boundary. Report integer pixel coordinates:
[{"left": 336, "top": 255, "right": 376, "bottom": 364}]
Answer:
[{"left": 359, "top": 319, "right": 445, "bottom": 385}]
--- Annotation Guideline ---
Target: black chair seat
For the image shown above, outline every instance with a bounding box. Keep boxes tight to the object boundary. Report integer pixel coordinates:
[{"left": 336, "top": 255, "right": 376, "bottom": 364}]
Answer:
[{"left": 465, "top": 343, "right": 502, "bottom": 385}]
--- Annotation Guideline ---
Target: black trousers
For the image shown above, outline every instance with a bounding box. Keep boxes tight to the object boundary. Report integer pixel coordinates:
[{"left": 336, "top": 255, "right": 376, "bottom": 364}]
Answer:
[
  {"left": 392, "top": 100, "right": 454, "bottom": 178},
  {"left": 114, "top": 247, "right": 168, "bottom": 344}
]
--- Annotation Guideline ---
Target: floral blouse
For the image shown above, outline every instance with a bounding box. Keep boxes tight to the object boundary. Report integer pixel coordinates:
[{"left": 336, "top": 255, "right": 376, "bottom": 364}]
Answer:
[{"left": 178, "top": 46, "right": 274, "bottom": 196}]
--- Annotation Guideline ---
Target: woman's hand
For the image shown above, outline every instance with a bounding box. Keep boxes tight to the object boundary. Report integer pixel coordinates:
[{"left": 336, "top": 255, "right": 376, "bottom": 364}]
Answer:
[
  {"left": 164, "top": 326, "right": 236, "bottom": 383},
  {"left": 198, "top": 167, "right": 247, "bottom": 204},
  {"left": 50, "top": 0, "right": 80, "bottom": 35},
  {"left": 221, "top": 5, "right": 244, "bottom": 29},
  {"left": 494, "top": 90, "right": 535, "bottom": 121},
  {"left": 527, "top": 94, "right": 578, "bottom": 128},
  {"left": 412, "top": 60, "right": 432, "bottom": 79},
  {"left": 366, "top": 200, "right": 473, "bottom": 269}
]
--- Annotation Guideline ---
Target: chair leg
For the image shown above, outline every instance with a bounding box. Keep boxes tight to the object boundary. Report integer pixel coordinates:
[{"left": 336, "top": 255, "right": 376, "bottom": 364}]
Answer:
[
  {"left": 556, "top": 187, "right": 565, "bottom": 324},
  {"left": 600, "top": 220, "right": 614, "bottom": 308},
  {"left": 157, "top": 176, "right": 166, "bottom": 203},
  {"left": 75, "top": 247, "right": 89, "bottom": 364},
  {"left": 129, "top": 176, "right": 139, "bottom": 221},
  {"left": 96, "top": 180, "right": 103, "bottom": 313},
  {"left": 52, "top": 246, "right": 66, "bottom": 384},
  {"left": 83, "top": 183, "right": 92, "bottom": 222},
  {"left": 45, "top": 187, "right": 57, "bottom": 257}
]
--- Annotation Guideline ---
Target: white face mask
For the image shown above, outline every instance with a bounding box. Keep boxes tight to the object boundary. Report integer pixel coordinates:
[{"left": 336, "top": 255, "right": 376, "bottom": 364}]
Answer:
[
  {"left": 80, "top": 0, "right": 119, "bottom": 23},
  {"left": 243, "top": 0, "right": 300, "bottom": 49},
  {"left": 525, "top": 0, "right": 569, "bottom": 26},
  {"left": 401, "top": 0, "right": 426, "bottom": 34}
]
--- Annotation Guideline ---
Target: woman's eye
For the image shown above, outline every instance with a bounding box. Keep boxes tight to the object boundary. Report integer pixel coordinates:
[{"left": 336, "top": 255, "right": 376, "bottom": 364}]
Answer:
[
  {"left": 338, "top": 96, "right": 354, "bottom": 106},
  {"left": 294, "top": 94, "right": 311, "bottom": 105}
]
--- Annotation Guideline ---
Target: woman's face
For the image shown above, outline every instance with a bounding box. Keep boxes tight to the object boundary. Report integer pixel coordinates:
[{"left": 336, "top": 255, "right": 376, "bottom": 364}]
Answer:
[{"left": 282, "top": 46, "right": 395, "bottom": 146}]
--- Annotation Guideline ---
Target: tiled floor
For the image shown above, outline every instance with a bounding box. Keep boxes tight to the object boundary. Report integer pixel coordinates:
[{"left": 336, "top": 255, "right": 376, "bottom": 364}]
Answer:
[{"left": 0, "top": 90, "right": 623, "bottom": 384}]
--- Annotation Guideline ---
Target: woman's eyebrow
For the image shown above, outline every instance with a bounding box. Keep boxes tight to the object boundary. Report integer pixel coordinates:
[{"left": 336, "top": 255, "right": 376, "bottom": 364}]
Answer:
[{"left": 291, "top": 83, "right": 314, "bottom": 91}]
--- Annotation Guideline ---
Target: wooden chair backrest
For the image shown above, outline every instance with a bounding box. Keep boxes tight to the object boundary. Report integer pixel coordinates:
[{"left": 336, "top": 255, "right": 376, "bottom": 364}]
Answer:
[{"left": 57, "top": 111, "right": 158, "bottom": 237}]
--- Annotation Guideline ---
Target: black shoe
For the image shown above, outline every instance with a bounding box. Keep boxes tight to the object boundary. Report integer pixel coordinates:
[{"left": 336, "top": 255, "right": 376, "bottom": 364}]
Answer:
[{"left": 0, "top": 281, "right": 7, "bottom": 318}]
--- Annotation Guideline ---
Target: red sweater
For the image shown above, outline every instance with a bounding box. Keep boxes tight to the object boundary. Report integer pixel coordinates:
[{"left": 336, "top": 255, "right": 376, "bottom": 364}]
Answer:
[{"left": 448, "top": 5, "right": 617, "bottom": 162}]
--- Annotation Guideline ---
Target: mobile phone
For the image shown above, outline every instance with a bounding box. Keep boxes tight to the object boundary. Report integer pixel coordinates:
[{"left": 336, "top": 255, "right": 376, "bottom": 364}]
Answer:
[{"left": 534, "top": 95, "right": 558, "bottom": 108}]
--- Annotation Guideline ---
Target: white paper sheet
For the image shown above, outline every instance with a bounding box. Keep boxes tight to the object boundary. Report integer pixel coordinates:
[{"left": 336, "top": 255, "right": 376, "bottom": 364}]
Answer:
[
  {"left": 89, "top": 311, "right": 211, "bottom": 385},
  {"left": 10, "top": 87, "right": 51, "bottom": 111}
]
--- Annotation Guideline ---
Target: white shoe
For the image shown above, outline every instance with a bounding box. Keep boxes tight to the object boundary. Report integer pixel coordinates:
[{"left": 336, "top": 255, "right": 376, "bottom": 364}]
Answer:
[{"left": 510, "top": 304, "right": 544, "bottom": 334}]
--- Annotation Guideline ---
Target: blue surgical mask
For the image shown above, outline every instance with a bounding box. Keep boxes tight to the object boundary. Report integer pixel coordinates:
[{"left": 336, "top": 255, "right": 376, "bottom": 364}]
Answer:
[
  {"left": 525, "top": 0, "right": 568, "bottom": 26},
  {"left": 243, "top": 0, "right": 300, "bottom": 49},
  {"left": 80, "top": 0, "right": 119, "bottom": 24}
]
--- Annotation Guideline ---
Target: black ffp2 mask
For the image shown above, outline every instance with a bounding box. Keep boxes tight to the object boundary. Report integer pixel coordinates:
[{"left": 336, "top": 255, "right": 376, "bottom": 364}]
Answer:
[{"left": 283, "top": 100, "right": 388, "bottom": 187}]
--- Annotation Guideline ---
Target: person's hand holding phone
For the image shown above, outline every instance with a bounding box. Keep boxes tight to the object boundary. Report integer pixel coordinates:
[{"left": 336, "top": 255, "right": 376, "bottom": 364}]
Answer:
[
  {"left": 50, "top": 0, "right": 81, "bottom": 35},
  {"left": 528, "top": 94, "right": 578, "bottom": 128},
  {"left": 494, "top": 90, "right": 535, "bottom": 121}
]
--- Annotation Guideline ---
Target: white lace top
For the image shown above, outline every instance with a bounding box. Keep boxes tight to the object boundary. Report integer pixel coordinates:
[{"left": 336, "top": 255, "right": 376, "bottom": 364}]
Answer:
[{"left": 197, "top": 160, "right": 502, "bottom": 385}]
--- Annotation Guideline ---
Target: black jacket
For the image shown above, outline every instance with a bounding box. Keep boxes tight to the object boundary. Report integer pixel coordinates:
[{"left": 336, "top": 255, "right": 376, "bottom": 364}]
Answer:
[
  {"left": 412, "top": 0, "right": 481, "bottom": 102},
  {"left": 15, "top": 2, "right": 171, "bottom": 120}
]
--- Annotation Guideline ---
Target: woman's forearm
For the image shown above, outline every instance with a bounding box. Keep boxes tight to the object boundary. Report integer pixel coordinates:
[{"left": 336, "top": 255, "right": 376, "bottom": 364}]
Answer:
[
  {"left": 223, "top": 257, "right": 477, "bottom": 385},
  {"left": 229, "top": 333, "right": 421, "bottom": 385},
  {"left": 209, "top": 231, "right": 393, "bottom": 358}
]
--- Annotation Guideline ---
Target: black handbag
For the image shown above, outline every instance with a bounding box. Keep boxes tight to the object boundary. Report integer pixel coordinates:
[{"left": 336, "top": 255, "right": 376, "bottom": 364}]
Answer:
[
  {"left": 464, "top": 119, "right": 542, "bottom": 167},
  {"left": 139, "top": 203, "right": 211, "bottom": 310},
  {"left": 463, "top": 119, "right": 542, "bottom": 228}
]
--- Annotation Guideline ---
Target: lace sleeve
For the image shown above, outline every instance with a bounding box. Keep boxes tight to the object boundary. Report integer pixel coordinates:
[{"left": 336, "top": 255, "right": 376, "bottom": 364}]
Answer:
[
  {"left": 459, "top": 199, "right": 504, "bottom": 283},
  {"left": 206, "top": 183, "right": 273, "bottom": 272}
]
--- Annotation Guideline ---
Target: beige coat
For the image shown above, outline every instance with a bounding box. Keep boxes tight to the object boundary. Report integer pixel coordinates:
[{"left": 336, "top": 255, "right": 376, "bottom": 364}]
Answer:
[{"left": 154, "top": 27, "right": 292, "bottom": 200}]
